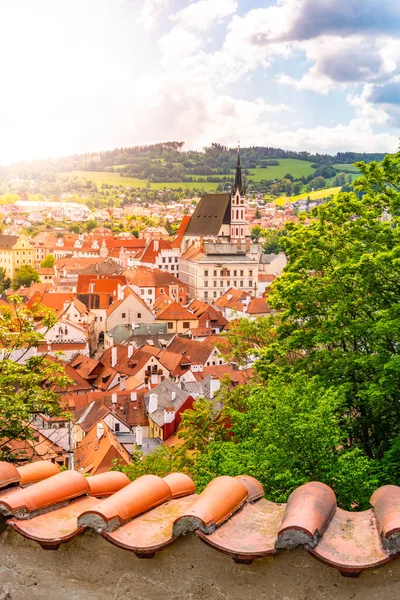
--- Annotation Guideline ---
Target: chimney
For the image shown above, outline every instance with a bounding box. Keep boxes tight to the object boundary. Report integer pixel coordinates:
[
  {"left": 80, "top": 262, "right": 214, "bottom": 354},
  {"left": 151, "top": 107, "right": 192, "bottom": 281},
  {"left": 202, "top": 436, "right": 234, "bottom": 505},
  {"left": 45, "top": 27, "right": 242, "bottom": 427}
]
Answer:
[
  {"left": 135, "top": 425, "right": 143, "bottom": 446},
  {"left": 164, "top": 407, "right": 175, "bottom": 424},
  {"left": 111, "top": 346, "right": 117, "bottom": 368},
  {"left": 127, "top": 343, "right": 134, "bottom": 359},
  {"left": 96, "top": 423, "right": 104, "bottom": 440},
  {"left": 154, "top": 240, "right": 159, "bottom": 252},
  {"left": 111, "top": 393, "right": 117, "bottom": 405},
  {"left": 130, "top": 391, "right": 137, "bottom": 401},
  {"left": 171, "top": 391, "right": 176, "bottom": 402},
  {"left": 117, "top": 283, "right": 124, "bottom": 301},
  {"left": 148, "top": 393, "right": 158, "bottom": 414}
]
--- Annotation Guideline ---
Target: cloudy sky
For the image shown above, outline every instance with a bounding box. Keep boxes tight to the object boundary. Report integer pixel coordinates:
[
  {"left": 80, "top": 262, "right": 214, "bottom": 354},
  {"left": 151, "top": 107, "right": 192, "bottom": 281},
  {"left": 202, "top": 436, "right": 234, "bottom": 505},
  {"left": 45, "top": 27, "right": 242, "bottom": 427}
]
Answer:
[{"left": 1, "top": 0, "right": 400, "bottom": 164}]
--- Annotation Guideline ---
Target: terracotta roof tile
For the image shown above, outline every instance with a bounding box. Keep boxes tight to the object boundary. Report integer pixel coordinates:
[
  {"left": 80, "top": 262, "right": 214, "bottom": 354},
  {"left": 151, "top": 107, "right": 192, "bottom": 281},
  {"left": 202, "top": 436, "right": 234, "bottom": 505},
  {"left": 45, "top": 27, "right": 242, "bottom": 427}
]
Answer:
[
  {"left": 17, "top": 461, "right": 60, "bottom": 486},
  {"left": 3, "top": 459, "right": 400, "bottom": 574}
]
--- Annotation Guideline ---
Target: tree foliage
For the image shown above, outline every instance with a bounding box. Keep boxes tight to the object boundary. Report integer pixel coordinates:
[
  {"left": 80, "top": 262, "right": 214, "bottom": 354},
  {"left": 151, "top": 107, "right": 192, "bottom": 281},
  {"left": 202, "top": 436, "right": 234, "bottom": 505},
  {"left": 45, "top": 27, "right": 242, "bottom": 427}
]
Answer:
[
  {"left": 0, "top": 296, "right": 71, "bottom": 461},
  {"left": 40, "top": 254, "right": 55, "bottom": 268},
  {"left": 12, "top": 265, "right": 40, "bottom": 290}
]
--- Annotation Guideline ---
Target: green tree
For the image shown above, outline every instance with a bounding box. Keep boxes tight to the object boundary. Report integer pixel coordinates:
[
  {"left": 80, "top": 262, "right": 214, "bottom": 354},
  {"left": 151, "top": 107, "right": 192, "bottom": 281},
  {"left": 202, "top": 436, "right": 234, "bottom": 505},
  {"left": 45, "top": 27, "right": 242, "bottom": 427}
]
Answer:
[
  {"left": 0, "top": 267, "right": 11, "bottom": 294},
  {"left": 12, "top": 265, "right": 40, "bottom": 290},
  {"left": 262, "top": 228, "right": 286, "bottom": 253},
  {"left": 0, "top": 296, "right": 71, "bottom": 461},
  {"left": 86, "top": 219, "right": 96, "bottom": 232},
  {"left": 258, "top": 151, "right": 400, "bottom": 460},
  {"left": 40, "top": 254, "right": 55, "bottom": 268},
  {"left": 192, "top": 374, "right": 377, "bottom": 509}
]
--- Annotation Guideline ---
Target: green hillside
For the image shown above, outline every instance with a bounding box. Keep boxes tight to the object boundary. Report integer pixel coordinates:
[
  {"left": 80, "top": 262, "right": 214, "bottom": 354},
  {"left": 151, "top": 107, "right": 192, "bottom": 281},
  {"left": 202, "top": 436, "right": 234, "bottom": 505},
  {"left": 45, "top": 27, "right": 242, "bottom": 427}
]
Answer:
[{"left": 249, "top": 159, "right": 315, "bottom": 181}]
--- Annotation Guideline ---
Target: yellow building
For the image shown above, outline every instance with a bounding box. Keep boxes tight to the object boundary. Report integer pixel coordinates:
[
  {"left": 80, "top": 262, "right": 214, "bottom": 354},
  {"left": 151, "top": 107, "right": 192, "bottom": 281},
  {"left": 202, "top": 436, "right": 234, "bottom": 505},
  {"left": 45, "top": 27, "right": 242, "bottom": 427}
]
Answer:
[{"left": 0, "top": 235, "right": 35, "bottom": 278}]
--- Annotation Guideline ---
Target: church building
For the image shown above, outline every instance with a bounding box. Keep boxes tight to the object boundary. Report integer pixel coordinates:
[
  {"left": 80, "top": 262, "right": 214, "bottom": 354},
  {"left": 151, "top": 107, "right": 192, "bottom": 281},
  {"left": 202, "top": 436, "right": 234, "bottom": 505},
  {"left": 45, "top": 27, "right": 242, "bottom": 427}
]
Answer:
[{"left": 179, "top": 152, "right": 261, "bottom": 302}]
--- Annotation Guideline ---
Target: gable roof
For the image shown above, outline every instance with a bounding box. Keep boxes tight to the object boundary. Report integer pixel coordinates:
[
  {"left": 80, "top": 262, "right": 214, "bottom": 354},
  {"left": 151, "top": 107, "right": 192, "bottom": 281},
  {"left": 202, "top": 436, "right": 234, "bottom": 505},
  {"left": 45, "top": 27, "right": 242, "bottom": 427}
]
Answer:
[
  {"left": 246, "top": 298, "right": 272, "bottom": 315},
  {"left": 156, "top": 301, "right": 197, "bottom": 322},
  {"left": 74, "top": 420, "right": 131, "bottom": 475},
  {"left": 106, "top": 286, "right": 151, "bottom": 317},
  {"left": 184, "top": 194, "right": 231, "bottom": 236},
  {"left": 125, "top": 267, "right": 183, "bottom": 288}
]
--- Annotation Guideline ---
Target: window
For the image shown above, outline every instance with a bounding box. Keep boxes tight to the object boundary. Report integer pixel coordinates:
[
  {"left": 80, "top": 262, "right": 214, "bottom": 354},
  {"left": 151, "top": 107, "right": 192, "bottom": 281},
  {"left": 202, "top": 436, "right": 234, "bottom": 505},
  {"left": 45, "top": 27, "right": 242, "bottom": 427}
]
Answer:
[
  {"left": 179, "top": 288, "right": 183, "bottom": 293},
  {"left": 168, "top": 322, "right": 173, "bottom": 329},
  {"left": 204, "top": 270, "right": 208, "bottom": 276},
  {"left": 147, "top": 289, "right": 152, "bottom": 295},
  {"left": 233, "top": 270, "right": 237, "bottom": 276},
  {"left": 175, "top": 257, "right": 178, "bottom": 263},
  {"left": 162, "top": 257, "right": 166, "bottom": 263},
  {"left": 213, "top": 270, "right": 217, "bottom": 276},
  {"left": 114, "top": 423, "right": 120, "bottom": 432},
  {"left": 137, "top": 313, "right": 142, "bottom": 319},
  {"left": 240, "top": 270, "right": 244, "bottom": 276},
  {"left": 213, "top": 281, "right": 217, "bottom": 287},
  {"left": 233, "top": 281, "right": 237, "bottom": 287},
  {"left": 141, "top": 289, "right": 144, "bottom": 295},
  {"left": 226, "top": 270, "right": 230, "bottom": 276},
  {"left": 160, "top": 288, "right": 164, "bottom": 294},
  {"left": 227, "top": 280, "right": 230, "bottom": 286},
  {"left": 213, "top": 291, "right": 217, "bottom": 298},
  {"left": 171, "top": 265, "right": 174, "bottom": 270},
  {"left": 249, "top": 280, "right": 253, "bottom": 288},
  {"left": 204, "top": 291, "right": 208, "bottom": 299},
  {"left": 179, "top": 297, "right": 183, "bottom": 303},
  {"left": 204, "top": 281, "right": 208, "bottom": 287},
  {"left": 220, "top": 281, "right": 223, "bottom": 287},
  {"left": 240, "top": 280, "right": 244, "bottom": 287},
  {"left": 168, "top": 257, "right": 172, "bottom": 263},
  {"left": 122, "top": 313, "right": 126, "bottom": 319},
  {"left": 183, "top": 321, "right": 190, "bottom": 329},
  {"left": 100, "top": 317, "right": 103, "bottom": 322},
  {"left": 249, "top": 270, "right": 253, "bottom": 277}
]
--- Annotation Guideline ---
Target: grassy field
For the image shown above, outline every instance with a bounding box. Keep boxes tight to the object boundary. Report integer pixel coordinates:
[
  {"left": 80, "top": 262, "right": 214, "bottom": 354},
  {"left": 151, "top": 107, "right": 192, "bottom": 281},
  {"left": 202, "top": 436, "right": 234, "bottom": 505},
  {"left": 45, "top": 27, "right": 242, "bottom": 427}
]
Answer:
[
  {"left": 274, "top": 186, "right": 341, "bottom": 206},
  {"left": 333, "top": 163, "right": 361, "bottom": 172},
  {"left": 249, "top": 159, "right": 315, "bottom": 181},
  {"left": 63, "top": 171, "right": 219, "bottom": 191}
]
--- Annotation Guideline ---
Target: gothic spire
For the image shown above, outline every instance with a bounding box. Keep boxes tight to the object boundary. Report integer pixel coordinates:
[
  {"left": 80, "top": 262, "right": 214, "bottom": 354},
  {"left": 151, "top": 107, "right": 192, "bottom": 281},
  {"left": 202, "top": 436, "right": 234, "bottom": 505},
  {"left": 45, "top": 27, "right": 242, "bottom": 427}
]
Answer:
[{"left": 233, "top": 143, "right": 243, "bottom": 195}]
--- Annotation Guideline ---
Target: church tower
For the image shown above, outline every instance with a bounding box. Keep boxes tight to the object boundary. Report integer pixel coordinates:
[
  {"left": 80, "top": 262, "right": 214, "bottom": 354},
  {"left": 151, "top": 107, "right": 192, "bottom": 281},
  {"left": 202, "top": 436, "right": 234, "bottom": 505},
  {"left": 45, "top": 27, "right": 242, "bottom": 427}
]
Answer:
[{"left": 230, "top": 149, "right": 248, "bottom": 244}]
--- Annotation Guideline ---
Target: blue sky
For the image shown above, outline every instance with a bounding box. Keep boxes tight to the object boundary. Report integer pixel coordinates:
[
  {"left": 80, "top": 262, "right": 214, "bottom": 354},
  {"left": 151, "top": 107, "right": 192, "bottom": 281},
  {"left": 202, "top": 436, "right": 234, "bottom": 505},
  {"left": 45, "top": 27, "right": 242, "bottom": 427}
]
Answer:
[{"left": 0, "top": 0, "right": 399, "bottom": 164}]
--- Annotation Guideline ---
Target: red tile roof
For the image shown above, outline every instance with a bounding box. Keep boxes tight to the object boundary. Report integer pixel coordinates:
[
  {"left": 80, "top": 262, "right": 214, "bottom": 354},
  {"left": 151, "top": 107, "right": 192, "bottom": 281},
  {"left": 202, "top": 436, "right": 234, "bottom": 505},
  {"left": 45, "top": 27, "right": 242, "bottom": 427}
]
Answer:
[
  {"left": 246, "top": 298, "right": 272, "bottom": 315},
  {"left": 125, "top": 267, "right": 183, "bottom": 288},
  {"left": 1, "top": 463, "right": 400, "bottom": 573},
  {"left": 156, "top": 301, "right": 198, "bottom": 322},
  {"left": 138, "top": 240, "right": 174, "bottom": 264}
]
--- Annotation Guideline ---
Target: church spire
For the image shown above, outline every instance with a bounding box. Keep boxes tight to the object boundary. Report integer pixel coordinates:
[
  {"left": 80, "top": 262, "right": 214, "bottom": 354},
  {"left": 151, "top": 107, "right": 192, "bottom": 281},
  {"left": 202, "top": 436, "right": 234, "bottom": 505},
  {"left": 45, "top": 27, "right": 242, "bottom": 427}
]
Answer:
[{"left": 233, "top": 141, "right": 243, "bottom": 195}]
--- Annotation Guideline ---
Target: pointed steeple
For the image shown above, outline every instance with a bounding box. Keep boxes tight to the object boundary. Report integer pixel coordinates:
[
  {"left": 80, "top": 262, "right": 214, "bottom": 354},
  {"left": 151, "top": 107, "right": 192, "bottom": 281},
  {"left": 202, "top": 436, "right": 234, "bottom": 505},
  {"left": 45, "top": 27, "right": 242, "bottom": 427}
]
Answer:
[{"left": 233, "top": 142, "right": 244, "bottom": 195}]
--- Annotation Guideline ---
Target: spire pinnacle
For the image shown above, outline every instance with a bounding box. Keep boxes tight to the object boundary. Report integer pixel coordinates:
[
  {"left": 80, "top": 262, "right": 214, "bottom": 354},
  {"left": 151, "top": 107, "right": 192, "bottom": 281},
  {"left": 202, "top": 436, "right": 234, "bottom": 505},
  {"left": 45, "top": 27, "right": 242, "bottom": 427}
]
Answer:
[{"left": 233, "top": 143, "right": 243, "bottom": 195}]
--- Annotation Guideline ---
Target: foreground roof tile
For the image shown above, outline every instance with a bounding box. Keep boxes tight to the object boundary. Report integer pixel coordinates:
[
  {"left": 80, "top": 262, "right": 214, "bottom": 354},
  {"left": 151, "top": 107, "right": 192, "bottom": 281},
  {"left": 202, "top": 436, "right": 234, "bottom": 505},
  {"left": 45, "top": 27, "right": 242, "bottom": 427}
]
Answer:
[
  {"left": 7, "top": 496, "right": 100, "bottom": 549},
  {"left": 79, "top": 474, "right": 174, "bottom": 532},
  {"left": 276, "top": 482, "right": 337, "bottom": 550},
  {"left": 309, "top": 507, "right": 389, "bottom": 574},
  {"left": 173, "top": 476, "right": 248, "bottom": 536},
  {"left": 17, "top": 460, "right": 60, "bottom": 486},
  {"left": 371, "top": 485, "right": 400, "bottom": 554},
  {"left": 103, "top": 494, "right": 198, "bottom": 557},
  {"left": 0, "top": 470, "right": 89, "bottom": 518},
  {"left": 197, "top": 498, "right": 286, "bottom": 563},
  {"left": 0, "top": 462, "right": 20, "bottom": 490},
  {"left": 86, "top": 471, "right": 130, "bottom": 498}
]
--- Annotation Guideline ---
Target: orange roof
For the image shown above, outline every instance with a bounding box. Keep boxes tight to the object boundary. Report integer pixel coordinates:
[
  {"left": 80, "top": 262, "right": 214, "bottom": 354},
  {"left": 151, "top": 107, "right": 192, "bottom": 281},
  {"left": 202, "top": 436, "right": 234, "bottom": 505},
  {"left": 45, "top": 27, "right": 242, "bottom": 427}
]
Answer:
[
  {"left": 175, "top": 215, "right": 191, "bottom": 237},
  {"left": 77, "top": 274, "right": 127, "bottom": 294},
  {"left": 246, "top": 298, "right": 272, "bottom": 315},
  {"left": 74, "top": 421, "right": 131, "bottom": 476},
  {"left": 106, "top": 286, "right": 150, "bottom": 317},
  {"left": 27, "top": 292, "right": 76, "bottom": 313},
  {"left": 138, "top": 240, "right": 174, "bottom": 264},
  {"left": 258, "top": 273, "right": 276, "bottom": 282},
  {"left": 125, "top": 267, "right": 183, "bottom": 288},
  {"left": 156, "top": 301, "right": 198, "bottom": 321}
]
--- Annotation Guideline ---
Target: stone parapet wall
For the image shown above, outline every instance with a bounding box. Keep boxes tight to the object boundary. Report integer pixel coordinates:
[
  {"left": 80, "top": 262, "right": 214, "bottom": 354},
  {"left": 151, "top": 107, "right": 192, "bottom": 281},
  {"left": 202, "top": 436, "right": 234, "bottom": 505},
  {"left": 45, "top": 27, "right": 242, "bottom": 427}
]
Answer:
[{"left": 1, "top": 528, "right": 400, "bottom": 600}]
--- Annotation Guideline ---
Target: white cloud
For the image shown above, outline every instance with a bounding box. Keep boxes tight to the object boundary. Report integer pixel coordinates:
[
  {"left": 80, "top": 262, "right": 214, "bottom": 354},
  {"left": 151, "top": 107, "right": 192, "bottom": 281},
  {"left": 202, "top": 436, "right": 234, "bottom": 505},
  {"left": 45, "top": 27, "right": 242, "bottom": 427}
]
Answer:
[
  {"left": 139, "top": 0, "right": 171, "bottom": 30},
  {"left": 171, "top": 0, "right": 238, "bottom": 31}
]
